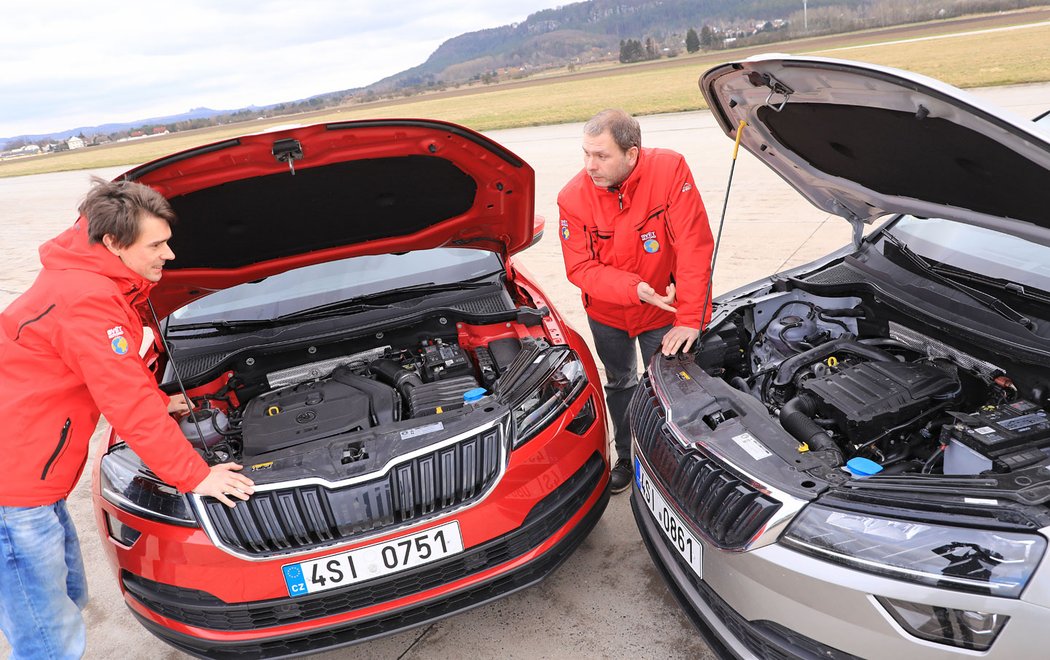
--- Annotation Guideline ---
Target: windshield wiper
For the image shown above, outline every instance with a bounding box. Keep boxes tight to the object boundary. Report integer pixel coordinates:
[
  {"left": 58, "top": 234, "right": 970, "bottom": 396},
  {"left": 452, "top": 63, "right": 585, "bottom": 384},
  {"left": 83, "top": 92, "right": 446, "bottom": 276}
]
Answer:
[
  {"left": 166, "top": 303, "right": 389, "bottom": 333},
  {"left": 882, "top": 232, "right": 1036, "bottom": 331},
  {"left": 167, "top": 318, "right": 288, "bottom": 333},
  {"left": 926, "top": 263, "right": 1050, "bottom": 305}
]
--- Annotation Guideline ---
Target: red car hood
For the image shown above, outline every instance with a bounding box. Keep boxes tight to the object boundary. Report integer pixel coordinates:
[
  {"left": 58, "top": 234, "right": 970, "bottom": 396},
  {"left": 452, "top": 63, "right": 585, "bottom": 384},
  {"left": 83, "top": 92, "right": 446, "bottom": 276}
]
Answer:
[{"left": 120, "top": 119, "right": 535, "bottom": 316}]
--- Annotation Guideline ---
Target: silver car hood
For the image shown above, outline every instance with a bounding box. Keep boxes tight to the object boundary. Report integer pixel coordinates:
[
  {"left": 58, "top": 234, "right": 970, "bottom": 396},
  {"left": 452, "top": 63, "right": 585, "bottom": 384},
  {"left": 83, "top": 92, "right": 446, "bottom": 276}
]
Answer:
[{"left": 700, "top": 54, "right": 1050, "bottom": 246}]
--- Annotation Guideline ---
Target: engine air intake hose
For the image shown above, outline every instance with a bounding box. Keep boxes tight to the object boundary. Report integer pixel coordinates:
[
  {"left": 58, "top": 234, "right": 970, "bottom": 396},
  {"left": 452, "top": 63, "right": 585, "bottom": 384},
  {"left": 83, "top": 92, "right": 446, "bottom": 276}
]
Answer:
[
  {"left": 371, "top": 358, "right": 424, "bottom": 395},
  {"left": 780, "top": 393, "right": 844, "bottom": 466}
]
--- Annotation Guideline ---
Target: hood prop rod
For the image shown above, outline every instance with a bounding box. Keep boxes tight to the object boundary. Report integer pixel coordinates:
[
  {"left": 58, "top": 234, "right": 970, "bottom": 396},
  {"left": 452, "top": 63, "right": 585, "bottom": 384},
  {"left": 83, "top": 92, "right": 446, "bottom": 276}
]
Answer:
[
  {"left": 148, "top": 300, "right": 216, "bottom": 461},
  {"left": 697, "top": 120, "right": 747, "bottom": 343}
]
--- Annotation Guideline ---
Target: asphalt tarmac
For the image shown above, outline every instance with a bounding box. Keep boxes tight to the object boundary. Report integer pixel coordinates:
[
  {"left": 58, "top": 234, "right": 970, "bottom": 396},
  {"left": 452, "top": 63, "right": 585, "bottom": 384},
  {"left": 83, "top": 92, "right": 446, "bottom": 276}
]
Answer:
[{"left": 2, "top": 81, "right": 1049, "bottom": 659}]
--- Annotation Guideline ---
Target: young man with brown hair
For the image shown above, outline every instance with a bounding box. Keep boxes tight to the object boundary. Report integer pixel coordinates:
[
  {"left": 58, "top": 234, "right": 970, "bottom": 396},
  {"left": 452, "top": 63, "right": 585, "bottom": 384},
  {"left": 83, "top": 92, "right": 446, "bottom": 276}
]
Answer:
[
  {"left": 0, "top": 178, "right": 255, "bottom": 658},
  {"left": 558, "top": 109, "right": 714, "bottom": 493}
]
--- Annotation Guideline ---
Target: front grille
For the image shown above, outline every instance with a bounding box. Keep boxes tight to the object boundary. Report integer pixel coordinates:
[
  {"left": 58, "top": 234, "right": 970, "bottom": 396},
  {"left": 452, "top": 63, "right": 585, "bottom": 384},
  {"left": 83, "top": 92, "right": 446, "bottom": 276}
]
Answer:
[
  {"left": 629, "top": 374, "right": 780, "bottom": 549},
  {"left": 634, "top": 498, "right": 860, "bottom": 660},
  {"left": 124, "top": 453, "right": 606, "bottom": 633},
  {"left": 200, "top": 425, "right": 505, "bottom": 556}
]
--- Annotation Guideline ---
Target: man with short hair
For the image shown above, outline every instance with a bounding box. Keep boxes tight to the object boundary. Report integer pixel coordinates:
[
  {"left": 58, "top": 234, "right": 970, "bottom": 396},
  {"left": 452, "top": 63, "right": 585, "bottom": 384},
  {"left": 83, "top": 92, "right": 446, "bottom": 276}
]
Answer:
[
  {"left": 558, "top": 109, "right": 714, "bottom": 493},
  {"left": 0, "top": 178, "right": 256, "bottom": 658}
]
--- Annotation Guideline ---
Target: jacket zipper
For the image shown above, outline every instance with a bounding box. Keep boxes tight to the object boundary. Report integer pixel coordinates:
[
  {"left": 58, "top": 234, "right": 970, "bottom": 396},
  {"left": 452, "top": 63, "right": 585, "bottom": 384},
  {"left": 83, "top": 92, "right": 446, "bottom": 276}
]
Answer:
[
  {"left": 618, "top": 191, "right": 624, "bottom": 210},
  {"left": 41, "top": 418, "right": 71, "bottom": 480},
  {"left": 15, "top": 304, "right": 56, "bottom": 341}
]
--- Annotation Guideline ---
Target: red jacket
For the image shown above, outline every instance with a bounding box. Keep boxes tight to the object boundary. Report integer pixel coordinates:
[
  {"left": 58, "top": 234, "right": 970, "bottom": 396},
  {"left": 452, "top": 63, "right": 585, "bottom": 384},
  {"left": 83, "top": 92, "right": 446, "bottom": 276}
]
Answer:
[
  {"left": 558, "top": 147, "right": 714, "bottom": 336},
  {"left": 0, "top": 219, "right": 210, "bottom": 506}
]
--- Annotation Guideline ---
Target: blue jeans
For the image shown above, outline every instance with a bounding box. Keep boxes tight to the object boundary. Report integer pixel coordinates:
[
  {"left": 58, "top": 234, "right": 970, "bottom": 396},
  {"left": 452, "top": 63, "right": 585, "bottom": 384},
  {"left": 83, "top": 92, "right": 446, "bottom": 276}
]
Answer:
[
  {"left": 587, "top": 317, "right": 671, "bottom": 462},
  {"left": 0, "top": 500, "right": 88, "bottom": 660}
]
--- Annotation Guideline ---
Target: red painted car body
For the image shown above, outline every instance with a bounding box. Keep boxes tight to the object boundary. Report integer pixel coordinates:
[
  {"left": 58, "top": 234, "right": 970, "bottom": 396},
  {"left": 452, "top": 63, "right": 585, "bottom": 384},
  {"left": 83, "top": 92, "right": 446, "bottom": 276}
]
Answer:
[{"left": 90, "top": 119, "right": 608, "bottom": 657}]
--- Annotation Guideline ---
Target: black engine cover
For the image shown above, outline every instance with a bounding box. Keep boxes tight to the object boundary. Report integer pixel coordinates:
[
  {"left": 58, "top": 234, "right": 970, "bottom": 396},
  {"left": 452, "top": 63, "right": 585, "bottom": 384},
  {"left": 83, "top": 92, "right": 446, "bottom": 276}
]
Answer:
[
  {"left": 801, "top": 361, "right": 958, "bottom": 443},
  {"left": 241, "top": 379, "right": 372, "bottom": 456}
]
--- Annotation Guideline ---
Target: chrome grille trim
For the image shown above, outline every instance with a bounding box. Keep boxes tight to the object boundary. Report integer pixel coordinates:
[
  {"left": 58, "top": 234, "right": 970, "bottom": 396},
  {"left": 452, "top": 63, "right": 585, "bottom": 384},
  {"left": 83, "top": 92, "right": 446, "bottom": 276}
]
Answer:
[{"left": 192, "top": 415, "right": 511, "bottom": 561}]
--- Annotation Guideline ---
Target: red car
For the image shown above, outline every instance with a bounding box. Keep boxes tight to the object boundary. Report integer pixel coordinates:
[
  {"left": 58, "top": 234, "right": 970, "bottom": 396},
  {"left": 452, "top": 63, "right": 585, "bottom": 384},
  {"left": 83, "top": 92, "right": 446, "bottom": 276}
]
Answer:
[{"left": 91, "top": 119, "right": 609, "bottom": 657}]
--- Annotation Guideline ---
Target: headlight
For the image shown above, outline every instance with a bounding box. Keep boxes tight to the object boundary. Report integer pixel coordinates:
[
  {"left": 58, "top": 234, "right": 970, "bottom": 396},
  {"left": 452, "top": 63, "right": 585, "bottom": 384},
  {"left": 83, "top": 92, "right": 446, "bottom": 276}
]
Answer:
[
  {"left": 782, "top": 504, "right": 1045, "bottom": 598},
  {"left": 510, "top": 348, "right": 587, "bottom": 447},
  {"left": 100, "top": 444, "right": 198, "bottom": 526}
]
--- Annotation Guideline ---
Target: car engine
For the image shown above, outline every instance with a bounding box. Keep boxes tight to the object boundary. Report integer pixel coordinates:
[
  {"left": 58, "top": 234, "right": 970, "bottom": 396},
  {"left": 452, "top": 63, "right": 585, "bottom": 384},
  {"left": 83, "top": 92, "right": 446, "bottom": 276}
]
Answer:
[
  {"left": 177, "top": 335, "right": 533, "bottom": 460},
  {"left": 696, "top": 291, "right": 1050, "bottom": 476}
]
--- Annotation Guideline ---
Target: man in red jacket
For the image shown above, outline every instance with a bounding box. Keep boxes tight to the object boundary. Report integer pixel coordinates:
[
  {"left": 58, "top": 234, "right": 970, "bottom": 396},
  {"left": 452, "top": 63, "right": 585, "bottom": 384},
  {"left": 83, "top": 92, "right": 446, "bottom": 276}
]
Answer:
[
  {"left": 0, "top": 179, "right": 256, "bottom": 658},
  {"left": 559, "top": 109, "right": 714, "bottom": 493}
]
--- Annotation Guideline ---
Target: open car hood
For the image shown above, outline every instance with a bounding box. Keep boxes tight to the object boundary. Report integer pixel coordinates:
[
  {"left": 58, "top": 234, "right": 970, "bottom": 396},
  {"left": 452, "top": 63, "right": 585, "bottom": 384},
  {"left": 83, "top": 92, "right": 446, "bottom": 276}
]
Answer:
[
  {"left": 700, "top": 55, "right": 1050, "bottom": 246},
  {"left": 119, "top": 120, "right": 534, "bottom": 315}
]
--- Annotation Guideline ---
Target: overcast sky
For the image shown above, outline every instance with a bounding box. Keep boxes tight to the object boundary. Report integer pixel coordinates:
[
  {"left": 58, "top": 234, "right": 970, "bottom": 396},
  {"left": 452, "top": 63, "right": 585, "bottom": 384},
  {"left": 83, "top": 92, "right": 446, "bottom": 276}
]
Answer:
[{"left": 1, "top": 0, "right": 561, "bottom": 138}]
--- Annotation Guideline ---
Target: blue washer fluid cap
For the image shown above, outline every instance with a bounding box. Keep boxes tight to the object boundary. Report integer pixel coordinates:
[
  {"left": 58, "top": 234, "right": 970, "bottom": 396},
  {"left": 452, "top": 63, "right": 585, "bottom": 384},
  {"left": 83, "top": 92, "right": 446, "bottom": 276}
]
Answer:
[
  {"left": 463, "top": 387, "right": 487, "bottom": 403},
  {"left": 846, "top": 457, "right": 884, "bottom": 477}
]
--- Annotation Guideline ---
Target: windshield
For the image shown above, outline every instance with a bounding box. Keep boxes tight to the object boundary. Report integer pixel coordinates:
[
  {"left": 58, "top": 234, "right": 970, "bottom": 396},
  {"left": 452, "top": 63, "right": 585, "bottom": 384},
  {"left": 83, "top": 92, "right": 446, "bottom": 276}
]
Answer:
[
  {"left": 170, "top": 248, "right": 503, "bottom": 324},
  {"left": 885, "top": 216, "right": 1050, "bottom": 294}
]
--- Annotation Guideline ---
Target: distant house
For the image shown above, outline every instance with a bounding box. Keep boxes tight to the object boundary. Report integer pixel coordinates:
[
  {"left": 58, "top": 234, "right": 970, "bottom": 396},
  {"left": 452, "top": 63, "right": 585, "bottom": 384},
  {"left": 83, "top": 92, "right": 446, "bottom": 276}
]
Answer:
[
  {"left": 67, "top": 136, "right": 85, "bottom": 150},
  {"left": 150, "top": 126, "right": 169, "bottom": 136}
]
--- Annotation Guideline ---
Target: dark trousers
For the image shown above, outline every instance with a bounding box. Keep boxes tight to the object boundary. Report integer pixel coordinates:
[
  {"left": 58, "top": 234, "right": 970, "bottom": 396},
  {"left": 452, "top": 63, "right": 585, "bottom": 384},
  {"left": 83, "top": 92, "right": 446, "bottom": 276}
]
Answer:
[{"left": 587, "top": 317, "right": 671, "bottom": 462}]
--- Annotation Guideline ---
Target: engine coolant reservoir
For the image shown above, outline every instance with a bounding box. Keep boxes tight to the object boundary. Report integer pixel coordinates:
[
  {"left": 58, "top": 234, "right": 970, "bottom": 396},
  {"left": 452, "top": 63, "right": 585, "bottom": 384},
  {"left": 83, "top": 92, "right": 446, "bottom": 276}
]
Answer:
[{"left": 179, "top": 407, "right": 229, "bottom": 449}]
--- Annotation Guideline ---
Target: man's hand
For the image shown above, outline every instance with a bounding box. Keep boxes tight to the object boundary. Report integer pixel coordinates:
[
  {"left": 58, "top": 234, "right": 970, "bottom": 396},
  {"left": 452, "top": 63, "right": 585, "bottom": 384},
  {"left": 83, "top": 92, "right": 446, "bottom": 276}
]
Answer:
[
  {"left": 192, "top": 463, "right": 256, "bottom": 508},
  {"left": 167, "top": 394, "right": 193, "bottom": 418},
  {"left": 638, "top": 281, "right": 677, "bottom": 313},
  {"left": 661, "top": 325, "right": 700, "bottom": 356}
]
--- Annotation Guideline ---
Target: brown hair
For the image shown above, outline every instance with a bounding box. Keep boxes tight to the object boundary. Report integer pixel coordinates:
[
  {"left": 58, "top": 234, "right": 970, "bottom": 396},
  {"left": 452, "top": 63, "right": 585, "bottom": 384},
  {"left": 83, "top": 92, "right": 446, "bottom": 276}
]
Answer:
[
  {"left": 79, "top": 176, "right": 176, "bottom": 248},
  {"left": 583, "top": 109, "right": 641, "bottom": 152}
]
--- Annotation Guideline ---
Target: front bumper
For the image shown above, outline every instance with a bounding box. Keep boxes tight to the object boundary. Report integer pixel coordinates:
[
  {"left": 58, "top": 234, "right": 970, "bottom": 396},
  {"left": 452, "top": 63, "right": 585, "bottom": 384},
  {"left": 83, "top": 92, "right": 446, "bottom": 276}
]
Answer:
[{"left": 132, "top": 452, "right": 607, "bottom": 658}]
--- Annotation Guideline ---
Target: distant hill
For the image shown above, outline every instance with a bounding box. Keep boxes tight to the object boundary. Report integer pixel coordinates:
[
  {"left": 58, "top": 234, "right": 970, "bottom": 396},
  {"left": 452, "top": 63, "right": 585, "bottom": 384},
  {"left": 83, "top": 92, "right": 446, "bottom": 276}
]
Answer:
[
  {"left": 368, "top": 0, "right": 861, "bottom": 91},
  {"left": 0, "top": 107, "right": 252, "bottom": 150}
]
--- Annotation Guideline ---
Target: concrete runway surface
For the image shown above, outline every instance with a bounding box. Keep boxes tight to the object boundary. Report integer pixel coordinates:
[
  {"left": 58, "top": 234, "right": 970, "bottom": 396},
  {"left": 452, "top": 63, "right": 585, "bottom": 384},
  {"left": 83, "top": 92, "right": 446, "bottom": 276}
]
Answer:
[{"left": 2, "top": 82, "right": 1049, "bottom": 659}]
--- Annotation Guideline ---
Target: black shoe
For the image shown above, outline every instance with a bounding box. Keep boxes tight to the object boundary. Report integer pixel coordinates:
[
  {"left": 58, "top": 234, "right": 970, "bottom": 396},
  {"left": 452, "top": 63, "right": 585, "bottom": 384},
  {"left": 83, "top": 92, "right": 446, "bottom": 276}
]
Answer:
[{"left": 610, "top": 458, "right": 633, "bottom": 494}]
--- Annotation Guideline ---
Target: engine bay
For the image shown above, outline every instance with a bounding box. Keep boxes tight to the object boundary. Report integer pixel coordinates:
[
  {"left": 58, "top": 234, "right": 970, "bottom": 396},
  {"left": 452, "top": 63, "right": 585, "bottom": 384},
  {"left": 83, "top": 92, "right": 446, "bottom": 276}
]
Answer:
[
  {"left": 173, "top": 321, "right": 549, "bottom": 463},
  {"left": 695, "top": 289, "right": 1050, "bottom": 478}
]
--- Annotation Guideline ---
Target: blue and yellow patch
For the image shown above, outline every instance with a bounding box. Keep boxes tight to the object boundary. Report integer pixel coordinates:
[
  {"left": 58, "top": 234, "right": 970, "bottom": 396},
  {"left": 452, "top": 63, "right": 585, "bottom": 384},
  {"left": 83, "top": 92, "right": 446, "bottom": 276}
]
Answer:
[
  {"left": 111, "top": 336, "right": 129, "bottom": 355},
  {"left": 643, "top": 239, "right": 660, "bottom": 253},
  {"left": 561, "top": 226, "right": 570, "bottom": 240}
]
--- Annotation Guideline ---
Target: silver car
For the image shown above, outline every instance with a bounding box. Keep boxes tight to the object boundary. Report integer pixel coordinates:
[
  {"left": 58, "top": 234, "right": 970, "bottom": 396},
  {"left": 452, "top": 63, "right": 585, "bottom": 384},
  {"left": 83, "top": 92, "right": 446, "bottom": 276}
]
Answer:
[{"left": 631, "top": 55, "right": 1050, "bottom": 658}]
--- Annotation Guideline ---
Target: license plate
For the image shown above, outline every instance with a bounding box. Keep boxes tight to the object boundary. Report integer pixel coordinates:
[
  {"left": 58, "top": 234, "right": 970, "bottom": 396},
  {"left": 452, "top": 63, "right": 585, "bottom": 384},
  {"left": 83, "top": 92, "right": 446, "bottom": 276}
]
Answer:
[
  {"left": 282, "top": 521, "right": 464, "bottom": 597},
  {"left": 635, "top": 457, "right": 703, "bottom": 578}
]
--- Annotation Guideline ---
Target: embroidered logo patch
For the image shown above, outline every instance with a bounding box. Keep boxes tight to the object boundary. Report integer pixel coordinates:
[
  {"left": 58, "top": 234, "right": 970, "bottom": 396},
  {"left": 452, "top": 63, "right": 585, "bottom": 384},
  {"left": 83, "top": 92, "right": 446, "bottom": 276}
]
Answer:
[
  {"left": 111, "top": 336, "right": 129, "bottom": 355},
  {"left": 106, "top": 325, "right": 124, "bottom": 339},
  {"left": 640, "top": 231, "right": 659, "bottom": 253},
  {"left": 681, "top": 182, "right": 693, "bottom": 193},
  {"left": 560, "top": 219, "right": 570, "bottom": 240}
]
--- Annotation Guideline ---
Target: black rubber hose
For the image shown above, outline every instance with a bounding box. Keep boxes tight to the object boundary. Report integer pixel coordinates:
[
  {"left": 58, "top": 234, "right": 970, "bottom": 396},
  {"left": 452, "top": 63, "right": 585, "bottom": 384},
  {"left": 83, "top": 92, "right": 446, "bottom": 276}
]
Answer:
[
  {"left": 730, "top": 376, "right": 751, "bottom": 393},
  {"left": 779, "top": 394, "right": 844, "bottom": 465},
  {"left": 773, "top": 337, "right": 896, "bottom": 387},
  {"left": 371, "top": 358, "right": 424, "bottom": 391}
]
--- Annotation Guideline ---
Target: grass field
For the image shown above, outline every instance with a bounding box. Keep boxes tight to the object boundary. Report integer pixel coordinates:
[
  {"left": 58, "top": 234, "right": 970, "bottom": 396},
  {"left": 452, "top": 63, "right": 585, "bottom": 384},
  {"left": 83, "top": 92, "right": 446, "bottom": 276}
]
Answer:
[{"left": 4, "top": 7, "right": 1050, "bottom": 179}]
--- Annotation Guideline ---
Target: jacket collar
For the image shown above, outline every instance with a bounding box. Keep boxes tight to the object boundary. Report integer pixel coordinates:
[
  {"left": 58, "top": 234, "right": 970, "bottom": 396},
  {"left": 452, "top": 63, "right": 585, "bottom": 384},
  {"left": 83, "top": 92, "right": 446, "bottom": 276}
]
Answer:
[
  {"left": 39, "top": 218, "right": 158, "bottom": 306},
  {"left": 599, "top": 147, "right": 647, "bottom": 207}
]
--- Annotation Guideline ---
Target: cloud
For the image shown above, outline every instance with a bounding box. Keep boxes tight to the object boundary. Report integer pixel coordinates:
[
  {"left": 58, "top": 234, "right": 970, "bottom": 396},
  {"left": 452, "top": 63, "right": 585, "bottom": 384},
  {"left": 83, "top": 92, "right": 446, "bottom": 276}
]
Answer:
[{"left": 0, "top": 0, "right": 557, "bottom": 137}]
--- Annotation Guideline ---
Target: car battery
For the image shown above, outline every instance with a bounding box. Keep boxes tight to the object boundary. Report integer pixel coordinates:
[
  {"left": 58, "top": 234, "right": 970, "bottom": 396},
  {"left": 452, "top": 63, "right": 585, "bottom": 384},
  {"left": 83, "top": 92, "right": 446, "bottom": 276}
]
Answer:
[
  {"left": 945, "top": 400, "right": 1050, "bottom": 472},
  {"left": 419, "top": 339, "right": 473, "bottom": 382}
]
